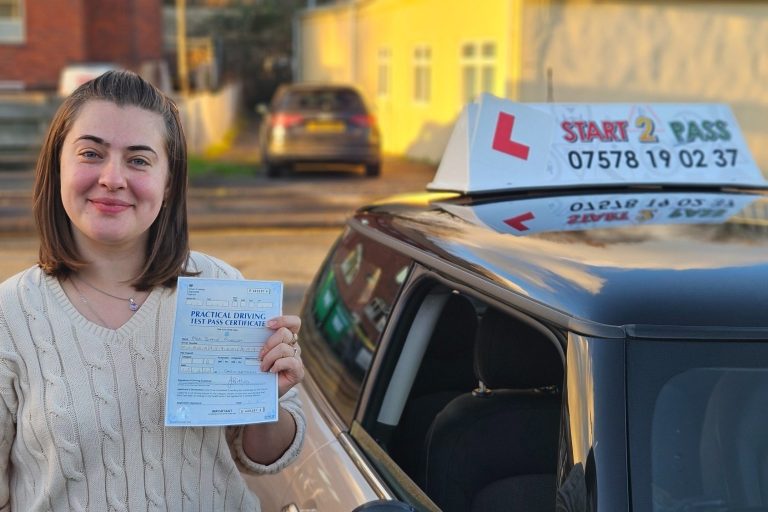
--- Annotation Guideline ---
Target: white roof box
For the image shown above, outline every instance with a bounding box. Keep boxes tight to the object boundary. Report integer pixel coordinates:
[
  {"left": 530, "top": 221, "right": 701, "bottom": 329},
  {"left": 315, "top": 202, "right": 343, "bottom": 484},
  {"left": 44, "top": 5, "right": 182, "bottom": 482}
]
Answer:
[{"left": 428, "top": 93, "right": 766, "bottom": 193}]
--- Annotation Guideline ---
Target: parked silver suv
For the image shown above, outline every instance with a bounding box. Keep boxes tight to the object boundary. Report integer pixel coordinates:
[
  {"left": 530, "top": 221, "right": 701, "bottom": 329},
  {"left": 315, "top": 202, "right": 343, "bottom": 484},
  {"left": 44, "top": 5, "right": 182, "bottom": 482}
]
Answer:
[{"left": 258, "top": 83, "right": 382, "bottom": 178}]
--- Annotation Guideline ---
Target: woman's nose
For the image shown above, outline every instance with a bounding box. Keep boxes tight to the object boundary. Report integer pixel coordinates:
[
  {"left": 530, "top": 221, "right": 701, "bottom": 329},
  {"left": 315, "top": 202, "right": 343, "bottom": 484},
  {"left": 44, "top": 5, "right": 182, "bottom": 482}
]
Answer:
[{"left": 98, "top": 157, "right": 127, "bottom": 191}]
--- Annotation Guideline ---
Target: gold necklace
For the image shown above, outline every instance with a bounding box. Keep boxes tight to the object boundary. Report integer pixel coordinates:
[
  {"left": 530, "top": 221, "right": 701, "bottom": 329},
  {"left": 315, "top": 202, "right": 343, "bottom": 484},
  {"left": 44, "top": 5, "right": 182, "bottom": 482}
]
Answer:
[{"left": 73, "top": 274, "right": 140, "bottom": 312}]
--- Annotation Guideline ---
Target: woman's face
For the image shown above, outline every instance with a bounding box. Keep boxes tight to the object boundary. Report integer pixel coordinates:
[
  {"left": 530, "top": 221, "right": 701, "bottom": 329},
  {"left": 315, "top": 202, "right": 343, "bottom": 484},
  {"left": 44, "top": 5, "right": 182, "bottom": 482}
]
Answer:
[{"left": 59, "top": 100, "right": 169, "bottom": 253}]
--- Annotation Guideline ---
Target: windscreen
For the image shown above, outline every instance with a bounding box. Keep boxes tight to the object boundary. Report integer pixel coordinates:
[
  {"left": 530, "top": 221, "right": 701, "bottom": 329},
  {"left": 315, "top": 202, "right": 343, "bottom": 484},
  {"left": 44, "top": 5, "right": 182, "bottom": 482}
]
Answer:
[
  {"left": 627, "top": 339, "right": 768, "bottom": 512},
  {"left": 278, "top": 88, "right": 366, "bottom": 113}
]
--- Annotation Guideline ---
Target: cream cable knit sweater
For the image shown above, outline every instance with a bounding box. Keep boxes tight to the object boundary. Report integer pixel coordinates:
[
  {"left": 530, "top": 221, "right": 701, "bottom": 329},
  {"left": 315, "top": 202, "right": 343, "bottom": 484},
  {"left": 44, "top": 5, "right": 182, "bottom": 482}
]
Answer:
[{"left": 0, "top": 252, "right": 305, "bottom": 511}]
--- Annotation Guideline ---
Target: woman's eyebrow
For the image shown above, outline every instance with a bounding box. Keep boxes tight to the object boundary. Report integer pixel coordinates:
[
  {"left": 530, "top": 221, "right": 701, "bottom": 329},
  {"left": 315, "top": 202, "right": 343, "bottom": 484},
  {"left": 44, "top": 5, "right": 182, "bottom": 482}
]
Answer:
[
  {"left": 75, "top": 134, "right": 106, "bottom": 145},
  {"left": 126, "top": 145, "right": 158, "bottom": 156},
  {"left": 74, "top": 135, "right": 158, "bottom": 156}
]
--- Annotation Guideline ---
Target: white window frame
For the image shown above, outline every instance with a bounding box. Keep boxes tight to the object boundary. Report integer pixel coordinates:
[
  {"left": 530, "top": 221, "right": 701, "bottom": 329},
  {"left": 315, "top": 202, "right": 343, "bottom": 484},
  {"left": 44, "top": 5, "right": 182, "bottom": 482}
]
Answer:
[
  {"left": 412, "top": 44, "right": 431, "bottom": 104},
  {"left": 377, "top": 47, "right": 391, "bottom": 98},
  {"left": 461, "top": 40, "right": 497, "bottom": 103},
  {"left": 0, "top": 0, "right": 24, "bottom": 43}
]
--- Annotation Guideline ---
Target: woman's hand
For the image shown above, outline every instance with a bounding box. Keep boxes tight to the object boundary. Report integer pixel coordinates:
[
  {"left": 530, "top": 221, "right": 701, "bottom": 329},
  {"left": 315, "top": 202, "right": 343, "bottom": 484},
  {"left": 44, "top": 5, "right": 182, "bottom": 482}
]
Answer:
[{"left": 260, "top": 315, "right": 305, "bottom": 397}]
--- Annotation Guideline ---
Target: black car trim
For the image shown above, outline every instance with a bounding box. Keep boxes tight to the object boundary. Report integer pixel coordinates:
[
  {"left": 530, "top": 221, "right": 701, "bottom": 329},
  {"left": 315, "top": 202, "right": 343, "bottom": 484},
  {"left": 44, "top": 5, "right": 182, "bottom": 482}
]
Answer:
[
  {"left": 625, "top": 324, "right": 768, "bottom": 340},
  {"left": 349, "top": 217, "right": 627, "bottom": 339},
  {"left": 441, "top": 183, "right": 768, "bottom": 202}
]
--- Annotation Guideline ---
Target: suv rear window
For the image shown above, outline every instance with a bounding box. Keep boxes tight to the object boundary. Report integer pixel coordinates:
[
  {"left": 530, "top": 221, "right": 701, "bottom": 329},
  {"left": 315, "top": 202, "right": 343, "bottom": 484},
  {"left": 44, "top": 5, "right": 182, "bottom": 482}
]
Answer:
[{"left": 276, "top": 88, "right": 367, "bottom": 113}]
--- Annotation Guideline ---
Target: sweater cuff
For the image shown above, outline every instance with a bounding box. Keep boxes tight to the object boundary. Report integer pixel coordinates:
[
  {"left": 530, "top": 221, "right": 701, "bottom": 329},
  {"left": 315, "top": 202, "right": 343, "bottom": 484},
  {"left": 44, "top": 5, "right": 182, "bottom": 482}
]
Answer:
[{"left": 233, "top": 388, "right": 306, "bottom": 474}]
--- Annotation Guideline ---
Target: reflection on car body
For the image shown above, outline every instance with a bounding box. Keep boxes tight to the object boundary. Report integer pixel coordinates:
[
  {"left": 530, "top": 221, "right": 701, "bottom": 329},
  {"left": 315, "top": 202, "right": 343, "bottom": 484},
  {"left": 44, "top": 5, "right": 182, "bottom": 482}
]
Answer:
[{"left": 248, "top": 95, "right": 768, "bottom": 512}]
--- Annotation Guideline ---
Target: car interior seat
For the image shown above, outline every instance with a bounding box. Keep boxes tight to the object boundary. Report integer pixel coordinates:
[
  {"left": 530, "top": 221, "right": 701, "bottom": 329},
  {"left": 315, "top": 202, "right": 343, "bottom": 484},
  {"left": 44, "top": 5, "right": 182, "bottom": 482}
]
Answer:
[
  {"left": 389, "top": 293, "right": 479, "bottom": 481},
  {"left": 419, "top": 307, "right": 563, "bottom": 512}
]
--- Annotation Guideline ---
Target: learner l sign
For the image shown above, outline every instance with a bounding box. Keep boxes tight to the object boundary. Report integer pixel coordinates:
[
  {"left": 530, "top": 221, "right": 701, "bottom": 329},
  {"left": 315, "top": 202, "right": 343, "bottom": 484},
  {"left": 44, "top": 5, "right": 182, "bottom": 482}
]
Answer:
[{"left": 429, "top": 94, "right": 766, "bottom": 193}]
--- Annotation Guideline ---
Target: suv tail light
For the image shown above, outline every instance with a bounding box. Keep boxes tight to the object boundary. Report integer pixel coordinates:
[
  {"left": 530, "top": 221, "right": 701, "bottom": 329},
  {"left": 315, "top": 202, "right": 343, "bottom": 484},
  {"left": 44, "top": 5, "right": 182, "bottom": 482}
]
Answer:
[
  {"left": 271, "top": 113, "right": 304, "bottom": 128},
  {"left": 350, "top": 114, "right": 377, "bottom": 127}
]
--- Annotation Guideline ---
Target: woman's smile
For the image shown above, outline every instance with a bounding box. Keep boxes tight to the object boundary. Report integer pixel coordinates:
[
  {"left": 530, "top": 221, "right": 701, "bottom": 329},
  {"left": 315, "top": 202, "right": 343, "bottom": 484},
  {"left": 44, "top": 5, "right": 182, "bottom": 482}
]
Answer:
[{"left": 88, "top": 196, "right": 133, "bottom": 214}]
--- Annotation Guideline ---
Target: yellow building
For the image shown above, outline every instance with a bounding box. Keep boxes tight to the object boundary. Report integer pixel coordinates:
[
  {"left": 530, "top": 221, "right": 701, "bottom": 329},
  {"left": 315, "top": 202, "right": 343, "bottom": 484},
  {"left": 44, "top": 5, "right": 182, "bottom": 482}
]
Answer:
[{"left": 296, "top": 0, "right": 768, "bottom": 171}]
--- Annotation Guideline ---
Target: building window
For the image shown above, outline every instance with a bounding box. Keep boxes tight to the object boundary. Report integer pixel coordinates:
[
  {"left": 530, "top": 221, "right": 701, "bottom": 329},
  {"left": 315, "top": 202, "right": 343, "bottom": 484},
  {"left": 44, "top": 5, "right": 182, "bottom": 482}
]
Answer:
[
  {"left": 377, "top": 48, "right": 391, "bottom": 97},
  {"left": 461, "top": 41, "right": 496, "bottom": 103},
  {"left": 0, "top": 0, "right": 23, "bottom": 43},
  {"left": 413, "top": 45, "right": 431, "bottom": 103}
]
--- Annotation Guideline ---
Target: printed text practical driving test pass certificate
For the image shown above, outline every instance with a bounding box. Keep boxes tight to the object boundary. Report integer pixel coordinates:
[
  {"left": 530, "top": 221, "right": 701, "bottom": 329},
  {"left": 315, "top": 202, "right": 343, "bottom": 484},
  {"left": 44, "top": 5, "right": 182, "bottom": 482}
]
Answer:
[{"left": 165, "top": 277, "right": 282, "bottom": 426}]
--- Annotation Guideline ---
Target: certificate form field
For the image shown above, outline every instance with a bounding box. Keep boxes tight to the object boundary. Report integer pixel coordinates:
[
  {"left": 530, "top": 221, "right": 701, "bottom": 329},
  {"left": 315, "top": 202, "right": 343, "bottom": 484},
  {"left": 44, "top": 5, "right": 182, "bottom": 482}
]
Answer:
[{"left": 165, "top": 277, "right": 282, "bottom": 426}]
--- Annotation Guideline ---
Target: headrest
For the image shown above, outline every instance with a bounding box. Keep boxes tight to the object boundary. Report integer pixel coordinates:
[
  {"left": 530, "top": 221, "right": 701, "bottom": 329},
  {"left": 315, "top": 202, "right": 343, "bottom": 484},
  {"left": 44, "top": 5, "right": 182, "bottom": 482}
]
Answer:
[
  {"left": 473, "top": 308, "right": 563, "bottom": 389},
  {"left": 426, "top": 294, "right": 478, "bottom": 360}
]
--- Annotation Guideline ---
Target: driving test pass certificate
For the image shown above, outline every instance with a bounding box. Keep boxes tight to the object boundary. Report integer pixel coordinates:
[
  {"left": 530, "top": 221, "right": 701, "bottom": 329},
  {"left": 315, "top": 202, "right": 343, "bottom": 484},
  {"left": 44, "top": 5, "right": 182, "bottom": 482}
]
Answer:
[{"left": 165, "top": 277, "right": 282, "bottom": 426}]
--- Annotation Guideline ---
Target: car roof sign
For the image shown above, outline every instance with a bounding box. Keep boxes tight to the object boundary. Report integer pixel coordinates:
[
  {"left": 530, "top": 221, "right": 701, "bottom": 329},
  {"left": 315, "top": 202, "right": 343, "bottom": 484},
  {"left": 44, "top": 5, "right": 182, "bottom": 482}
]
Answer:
[{"left": 428, "top": 93, "right": 767, "bottom": 193}]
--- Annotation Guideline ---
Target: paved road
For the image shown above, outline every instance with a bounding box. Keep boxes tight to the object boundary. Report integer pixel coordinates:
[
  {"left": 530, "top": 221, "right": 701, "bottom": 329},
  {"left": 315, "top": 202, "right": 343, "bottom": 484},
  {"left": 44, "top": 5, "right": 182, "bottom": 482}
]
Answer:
[{"left": 0, "top": 155, "right": 436, "bottom": 233}]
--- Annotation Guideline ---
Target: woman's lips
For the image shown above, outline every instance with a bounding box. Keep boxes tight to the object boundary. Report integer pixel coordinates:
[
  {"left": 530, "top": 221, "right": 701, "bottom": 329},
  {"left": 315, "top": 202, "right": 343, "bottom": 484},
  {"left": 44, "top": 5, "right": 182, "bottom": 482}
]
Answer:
[{"left": 89, "top": 197, "right": 132, "bottom": 214}]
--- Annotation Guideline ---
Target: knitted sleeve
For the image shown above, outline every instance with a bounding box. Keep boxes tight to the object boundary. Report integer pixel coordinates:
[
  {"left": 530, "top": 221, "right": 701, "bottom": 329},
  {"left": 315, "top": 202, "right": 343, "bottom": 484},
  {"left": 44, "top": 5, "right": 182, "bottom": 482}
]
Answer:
[
  {"left": 0, "top": 304, "right": 18, "bottom": 511},
  {"left": 231, "top": 387, "right": 306, "bottom": 474}
]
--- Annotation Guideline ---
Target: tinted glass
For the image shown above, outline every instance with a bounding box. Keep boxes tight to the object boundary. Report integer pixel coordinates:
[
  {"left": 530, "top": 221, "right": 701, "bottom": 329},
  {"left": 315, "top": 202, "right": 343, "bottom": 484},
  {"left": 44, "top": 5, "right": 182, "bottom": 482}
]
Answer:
[
  {"left": 302, "top": 228, "right": 411, "bottom": 424},
  {"left": 627, "top": 339, "right": 768, "bottom": 512},
  {"left": 277, "top": 88, "right": 367, "bottom": 114}
]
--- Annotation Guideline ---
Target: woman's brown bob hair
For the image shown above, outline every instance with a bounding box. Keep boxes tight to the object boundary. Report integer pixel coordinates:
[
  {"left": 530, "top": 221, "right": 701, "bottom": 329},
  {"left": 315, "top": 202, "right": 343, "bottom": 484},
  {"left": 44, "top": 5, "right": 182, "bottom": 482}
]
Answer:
[{"left": 33, "top": 70, "right": 193, "bottom": 290}]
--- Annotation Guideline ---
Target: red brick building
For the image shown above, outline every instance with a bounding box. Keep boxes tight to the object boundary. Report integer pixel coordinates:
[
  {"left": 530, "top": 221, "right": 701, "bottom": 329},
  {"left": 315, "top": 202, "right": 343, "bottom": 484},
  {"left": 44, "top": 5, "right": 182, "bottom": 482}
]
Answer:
[{"left": 0, "top": 0, "right": 164, "bottom": 91}]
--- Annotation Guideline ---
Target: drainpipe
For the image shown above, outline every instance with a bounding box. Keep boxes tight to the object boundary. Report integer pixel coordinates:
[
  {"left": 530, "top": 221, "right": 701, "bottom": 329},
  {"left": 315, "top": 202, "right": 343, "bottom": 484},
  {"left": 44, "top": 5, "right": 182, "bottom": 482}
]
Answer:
[
  {"left": 175, "top": 0, "right": 189, "bottom": 96},
  {"left": 350, "top": 0, "right": 358, "bottom": 84},
  {"left": 292, "top": 12, "right": 301, "bottom": 82}
]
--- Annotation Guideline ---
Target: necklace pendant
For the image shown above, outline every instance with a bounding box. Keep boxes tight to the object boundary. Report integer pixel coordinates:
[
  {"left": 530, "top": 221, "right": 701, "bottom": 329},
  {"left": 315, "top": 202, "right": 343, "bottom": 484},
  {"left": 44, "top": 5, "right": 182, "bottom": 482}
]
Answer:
[{"left": 129, "top": 298, "right": 139, "bottom": 312}]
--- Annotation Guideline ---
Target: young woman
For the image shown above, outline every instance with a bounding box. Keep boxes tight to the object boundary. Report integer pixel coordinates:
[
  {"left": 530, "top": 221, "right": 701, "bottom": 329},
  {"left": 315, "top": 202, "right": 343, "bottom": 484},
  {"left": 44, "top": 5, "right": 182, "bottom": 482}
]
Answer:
[{"left": 0, "top": 70, "right": 305, "bottom": 511}]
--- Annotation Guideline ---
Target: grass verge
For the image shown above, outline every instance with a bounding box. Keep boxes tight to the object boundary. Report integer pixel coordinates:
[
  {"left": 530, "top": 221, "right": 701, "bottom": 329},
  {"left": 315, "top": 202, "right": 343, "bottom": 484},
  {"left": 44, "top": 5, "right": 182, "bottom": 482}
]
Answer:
[
  {"left": 188, "top": 155, "right": 256, "bottom": 178},
  {"left": 187, "top": 121, "right": 260, "bottom": 179}
]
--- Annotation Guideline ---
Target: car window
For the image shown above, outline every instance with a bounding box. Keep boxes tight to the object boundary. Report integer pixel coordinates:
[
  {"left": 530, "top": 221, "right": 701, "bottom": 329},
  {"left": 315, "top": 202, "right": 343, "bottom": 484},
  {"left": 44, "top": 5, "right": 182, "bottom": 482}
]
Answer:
[
  {"left": 278, "top": 88, "right": 367, "bottom": 113},
  {"left": 627, "top": 339, "right": 768, "bottom": 512},
  {"left": 357, "top": 277, "right": 565, "bottom": 511},
  {"left": 301, "top": 228, "right": 411, "bottom": 425}
]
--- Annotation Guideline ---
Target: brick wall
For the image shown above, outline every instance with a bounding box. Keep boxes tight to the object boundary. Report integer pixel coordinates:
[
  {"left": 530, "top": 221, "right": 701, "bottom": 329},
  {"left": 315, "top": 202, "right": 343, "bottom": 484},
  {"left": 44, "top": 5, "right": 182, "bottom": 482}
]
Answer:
[
  {"left": 0, "top": 0, "right": 163, "bottom": 91},
  {"left": 0, "top": 0, "right": 86, "bottom": 89},
  {"left": 86, "top": 0, "right": 163, "bottom": 66}
]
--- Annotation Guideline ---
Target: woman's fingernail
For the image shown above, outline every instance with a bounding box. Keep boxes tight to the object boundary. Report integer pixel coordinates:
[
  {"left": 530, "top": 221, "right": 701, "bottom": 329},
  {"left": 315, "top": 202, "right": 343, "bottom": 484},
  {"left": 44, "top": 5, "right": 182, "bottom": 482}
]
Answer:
[{"left": 267, "top": 320, "right": 277, "bottom": 328}]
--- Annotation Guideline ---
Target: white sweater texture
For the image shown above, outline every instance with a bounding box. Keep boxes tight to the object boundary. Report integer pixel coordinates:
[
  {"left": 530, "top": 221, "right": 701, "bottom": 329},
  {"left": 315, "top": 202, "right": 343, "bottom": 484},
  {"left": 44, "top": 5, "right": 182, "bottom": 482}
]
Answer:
[{"left": 0, "top": 252, "right": 305, "bottom": 511}]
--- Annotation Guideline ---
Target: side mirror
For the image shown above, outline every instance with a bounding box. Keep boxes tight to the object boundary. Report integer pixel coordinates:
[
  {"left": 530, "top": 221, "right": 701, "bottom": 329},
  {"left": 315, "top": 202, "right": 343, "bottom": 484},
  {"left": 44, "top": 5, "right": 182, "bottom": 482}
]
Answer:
[
  {"left": 351, "top": 500, "right": 416, "bottom": 512},
  {"left": 255, "top": 103, "right": 269, "bottom": 116}
]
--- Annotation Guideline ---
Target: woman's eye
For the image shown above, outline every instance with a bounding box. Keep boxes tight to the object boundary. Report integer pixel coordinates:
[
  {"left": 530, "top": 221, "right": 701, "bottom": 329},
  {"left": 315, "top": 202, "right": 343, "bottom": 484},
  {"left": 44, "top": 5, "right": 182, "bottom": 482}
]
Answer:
[
  {"left": 130, "top": 157, "right": 150, "bottom": 166},
  {"left": 80, "top": 150, "right": 99, "bottom": 159}
]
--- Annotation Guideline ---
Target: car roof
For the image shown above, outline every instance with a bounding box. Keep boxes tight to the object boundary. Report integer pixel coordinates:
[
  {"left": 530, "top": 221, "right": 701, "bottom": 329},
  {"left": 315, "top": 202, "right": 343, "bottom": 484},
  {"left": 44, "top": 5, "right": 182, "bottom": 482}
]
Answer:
[{"left": 354, "top": 186, "right": 768, "bottom": 338}]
